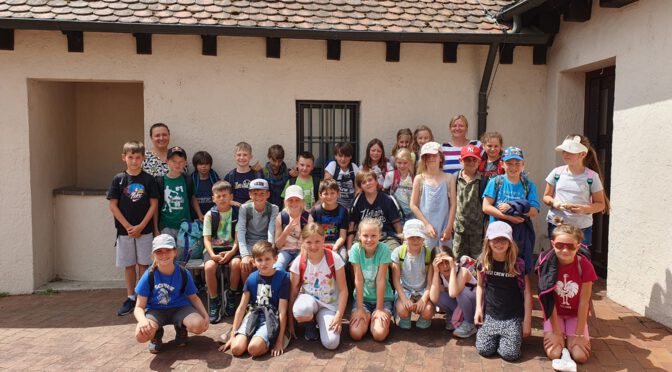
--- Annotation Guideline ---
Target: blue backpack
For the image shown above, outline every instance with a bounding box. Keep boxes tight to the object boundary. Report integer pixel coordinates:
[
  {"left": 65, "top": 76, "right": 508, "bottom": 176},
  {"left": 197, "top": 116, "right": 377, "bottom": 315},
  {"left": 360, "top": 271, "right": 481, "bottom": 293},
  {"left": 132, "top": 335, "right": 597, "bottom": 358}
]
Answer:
[{"left": 177, "top": 220, "right": 203, "bottom": 261}]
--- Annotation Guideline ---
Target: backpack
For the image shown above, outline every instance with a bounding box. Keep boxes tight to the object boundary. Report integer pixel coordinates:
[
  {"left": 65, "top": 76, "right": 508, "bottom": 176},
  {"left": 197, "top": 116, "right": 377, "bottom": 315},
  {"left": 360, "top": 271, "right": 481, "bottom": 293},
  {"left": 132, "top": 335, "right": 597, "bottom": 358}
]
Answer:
[
  {"left": 288, "top": 176, "right": 319, "bottom": 205},
  {"left": 209, "top": 205, "right": 240, "bottom": 241},
  {"left": 242, "top": 201, "right": 273, "bottom": 225},
  {"left": 177, "top": 220, "right": 203, "bottom": 261},
  {"left": 390, "top": 169, "right": 414, "bottom": 194},
  {"left": 333, "top": 162, "right": 355, "bottom": 182},
  {"left": 247, "top": 270, "right": 288, "bottom": 309},
  {"left": 552, "top": 166, "right": 596, "bottom": 196},
  {"left": 296, "top": 247, "right": 336, "bottom": 290},
  {"left": 398, "top": 244, "right": 433, "bottom": 270},
  {"left": 280, "top": 210, "right": 311, "bottom": 231},
  {"left": 492, "top": 174, "right": 531, "bottom": 202},
  {"left": 147, "top": 265, "right": 188, "bottom": 296},
  {"left": 191, "top": 169, "right": 220, "bottom": 195}
]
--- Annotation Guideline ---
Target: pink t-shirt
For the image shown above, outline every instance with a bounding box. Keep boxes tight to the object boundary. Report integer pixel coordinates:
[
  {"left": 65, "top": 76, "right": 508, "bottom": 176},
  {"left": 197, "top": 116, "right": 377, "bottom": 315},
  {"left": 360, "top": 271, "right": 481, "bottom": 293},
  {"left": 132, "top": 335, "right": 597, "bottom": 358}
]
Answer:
[{"left": 554, "top": 256, "right": 597, "bottom": 317}]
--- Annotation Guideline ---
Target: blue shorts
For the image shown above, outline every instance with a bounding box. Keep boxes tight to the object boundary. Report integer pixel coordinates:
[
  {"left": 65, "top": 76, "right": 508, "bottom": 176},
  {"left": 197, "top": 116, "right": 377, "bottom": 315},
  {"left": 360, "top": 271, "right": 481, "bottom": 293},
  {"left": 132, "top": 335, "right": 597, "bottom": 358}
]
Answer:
[
  {"left": 548, "top": 223, "right": 593, "bottom": 247},
  {"left": 351, "top": 300, "right": 394, "bottom": 315}
]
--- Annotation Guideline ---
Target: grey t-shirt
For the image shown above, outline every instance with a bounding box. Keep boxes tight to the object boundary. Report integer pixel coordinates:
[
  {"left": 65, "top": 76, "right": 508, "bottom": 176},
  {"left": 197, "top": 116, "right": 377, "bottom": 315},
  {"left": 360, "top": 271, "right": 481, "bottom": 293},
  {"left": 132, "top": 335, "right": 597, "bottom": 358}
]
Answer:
[
  {"left": 391, "top": 244, "right": 429, "bottom": 293},
  {"left": 237, "top": 202, "right": 279, "bottom": 257}
]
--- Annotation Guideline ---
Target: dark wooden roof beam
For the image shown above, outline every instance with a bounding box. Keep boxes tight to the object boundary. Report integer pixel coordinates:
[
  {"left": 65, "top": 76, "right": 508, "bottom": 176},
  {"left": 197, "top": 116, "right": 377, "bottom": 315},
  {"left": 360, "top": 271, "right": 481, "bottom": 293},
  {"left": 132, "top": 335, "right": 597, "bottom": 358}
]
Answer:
[
  {"left": 533, "top": 45, "right": 547, "bottom": 65},
  {"left": 443, "top": 42, "right": 458, "bottom": 63},
  {"left": 564, "top": 0, "right": 592, "bottom": 22},
  {"left": 133, "top": 33, "right": 152, "bottom": 54},
  {"left": 62, "top": 30, "right": 83, "bottom": 53},
  {"left": 202, "top": 35, "right": 217, "bottom": 56},
  {"left": 326, "top": 39, "right": 340, "bottom": 61},
  {"left": 600, "top": 0, "right": 638, "bottom": 7},
  {"left": 499, "top": 44, "right": 515, "bottom": 64},
  {"left": 386, "top": 41, "right": 400, "bottom": 62},
  {"left": 266, "top": 37, "right": 280, "bottom": 58},
  {"left": 0, "top": 29, "right": 13, "bottom": 50}
]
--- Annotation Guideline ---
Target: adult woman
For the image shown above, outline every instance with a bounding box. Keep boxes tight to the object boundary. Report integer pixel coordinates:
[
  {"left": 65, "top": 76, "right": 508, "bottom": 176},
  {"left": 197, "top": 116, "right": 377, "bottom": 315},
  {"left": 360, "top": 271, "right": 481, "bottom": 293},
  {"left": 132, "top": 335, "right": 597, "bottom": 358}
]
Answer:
[
  {"left": 440, "top": 115, "right": 482, "bottom": 174},
  {"left": 142, "top": 123, "right": 182, "bottom": 177}
]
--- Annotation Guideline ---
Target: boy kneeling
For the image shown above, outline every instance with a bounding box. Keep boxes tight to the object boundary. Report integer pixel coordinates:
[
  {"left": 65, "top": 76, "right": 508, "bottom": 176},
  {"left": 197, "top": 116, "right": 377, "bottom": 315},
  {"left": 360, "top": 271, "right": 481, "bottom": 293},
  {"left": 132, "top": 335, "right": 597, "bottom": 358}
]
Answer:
[{"left": 220, "top": 241, "right": 290, "bottom": 357}]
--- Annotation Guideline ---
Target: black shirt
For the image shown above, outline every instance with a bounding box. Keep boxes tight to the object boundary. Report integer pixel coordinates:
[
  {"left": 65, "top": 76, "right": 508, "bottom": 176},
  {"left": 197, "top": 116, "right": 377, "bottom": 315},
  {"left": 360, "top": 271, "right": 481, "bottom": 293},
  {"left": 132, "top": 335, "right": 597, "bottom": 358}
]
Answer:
[
  {"left": 310, "top": 204, "right": 350, "bottom": 243},
  {"left": 484, "top": 260, "right": 524, "bottom": 320},
  {"left": 107, "top": 170, "right": 159, "bottom": 235}
]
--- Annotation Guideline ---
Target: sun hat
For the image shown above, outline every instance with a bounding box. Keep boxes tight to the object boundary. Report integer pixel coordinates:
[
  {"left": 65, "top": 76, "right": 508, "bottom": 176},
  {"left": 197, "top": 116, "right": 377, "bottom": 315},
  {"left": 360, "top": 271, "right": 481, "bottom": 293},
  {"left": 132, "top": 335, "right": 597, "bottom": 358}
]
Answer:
[
  {"left": 555, "top": 136, "right": 588, "bottom": 154},
  {"left": 403, "top": 219, "right": 427, "bottom": 239}
]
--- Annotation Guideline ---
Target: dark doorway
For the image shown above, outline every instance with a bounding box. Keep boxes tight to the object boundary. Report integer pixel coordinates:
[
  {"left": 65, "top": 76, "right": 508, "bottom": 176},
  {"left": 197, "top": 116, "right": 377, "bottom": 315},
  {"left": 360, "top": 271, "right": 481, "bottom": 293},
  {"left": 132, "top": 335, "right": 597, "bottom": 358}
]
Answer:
[{"left": 584, "top": 66, "right": 614, "bottom": 278}]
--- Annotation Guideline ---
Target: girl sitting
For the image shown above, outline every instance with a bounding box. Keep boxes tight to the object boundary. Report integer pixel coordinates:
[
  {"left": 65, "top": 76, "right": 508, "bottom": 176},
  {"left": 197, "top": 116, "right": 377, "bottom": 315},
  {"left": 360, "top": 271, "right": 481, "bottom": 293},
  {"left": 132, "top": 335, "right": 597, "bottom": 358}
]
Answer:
[{"left": 274, "top": 184, "right": 313, "bottom": 271}]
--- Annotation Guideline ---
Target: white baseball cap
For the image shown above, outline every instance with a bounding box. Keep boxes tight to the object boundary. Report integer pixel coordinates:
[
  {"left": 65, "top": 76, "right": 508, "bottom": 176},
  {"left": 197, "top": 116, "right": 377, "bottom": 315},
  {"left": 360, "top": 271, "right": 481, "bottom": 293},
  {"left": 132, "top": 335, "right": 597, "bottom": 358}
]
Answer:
[
  {"left": 420, "top": 141, "right": 441, "bottom": 156},
  {"left": 486, "top": 221, "right": 513, "bottom": 242},
  {"left": 284, "top": 185, "right": 304, "bottom": 200},
  {"left": 152, "top": 234, "right": 176, "bottom": 252}
]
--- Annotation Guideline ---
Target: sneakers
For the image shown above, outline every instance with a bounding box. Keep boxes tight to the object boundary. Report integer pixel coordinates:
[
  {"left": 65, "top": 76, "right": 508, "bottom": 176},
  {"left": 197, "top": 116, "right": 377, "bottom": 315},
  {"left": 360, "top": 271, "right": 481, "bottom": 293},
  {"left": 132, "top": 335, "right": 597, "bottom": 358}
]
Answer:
[
  {"left": 398, "top": 317, "right": 412, "bottom": 330},
  {"left": 208, "top": 297, "right": 222, "bottom": 324},
  {"left": 552, "top": 348, "right": 577, "bottom": 372},
  {"left": 444, "top": 316, "right": 455, "bottom": 331},
  {"left": 415, "top": 318, "right": 432, "bottom": 329},
  {"left": 117, "top": 298, "right": 136, "bottom": 316},
  {"left": 304, "top": 323, "right": 319, "bottom": 341},
  {"left": 222, "top": 289, "right": 237, "bottom": 317},
  {"left": 452, "top": 322, "right": 477, "bottom": 338},
  {"left": 148, "top": 327, "right": 164, "bottom": 354},
  {"left": 175, "top": 325, "right": 188, "bottom": 346}
]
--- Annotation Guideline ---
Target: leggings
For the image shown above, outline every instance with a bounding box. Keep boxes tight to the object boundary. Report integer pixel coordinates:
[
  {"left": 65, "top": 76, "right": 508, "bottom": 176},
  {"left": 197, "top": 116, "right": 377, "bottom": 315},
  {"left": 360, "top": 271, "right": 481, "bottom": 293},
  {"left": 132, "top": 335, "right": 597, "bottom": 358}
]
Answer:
[
  {"left": 292, "top": 294, "right": 340, "bottom": 350},
  {"left": 436, "top": 287, "right": 477, "bottom": 325},
  {"left": 475, "top": 315, "right": 523, "bottom": 361}
]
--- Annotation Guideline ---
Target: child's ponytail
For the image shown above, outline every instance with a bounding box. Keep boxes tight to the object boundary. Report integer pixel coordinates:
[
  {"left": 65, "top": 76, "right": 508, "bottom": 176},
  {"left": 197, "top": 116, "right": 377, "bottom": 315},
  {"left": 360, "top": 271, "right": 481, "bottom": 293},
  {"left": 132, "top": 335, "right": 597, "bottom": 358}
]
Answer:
[{"left": 571, "top": 134, "right": 611, "bottom": 213}]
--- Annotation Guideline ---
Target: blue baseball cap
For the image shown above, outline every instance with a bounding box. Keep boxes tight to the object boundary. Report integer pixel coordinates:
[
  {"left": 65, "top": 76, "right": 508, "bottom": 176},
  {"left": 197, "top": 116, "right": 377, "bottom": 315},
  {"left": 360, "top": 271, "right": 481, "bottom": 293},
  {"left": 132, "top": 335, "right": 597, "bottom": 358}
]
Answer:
[{"left": 502, "top": 146, "right": 524, "bottom": 161}]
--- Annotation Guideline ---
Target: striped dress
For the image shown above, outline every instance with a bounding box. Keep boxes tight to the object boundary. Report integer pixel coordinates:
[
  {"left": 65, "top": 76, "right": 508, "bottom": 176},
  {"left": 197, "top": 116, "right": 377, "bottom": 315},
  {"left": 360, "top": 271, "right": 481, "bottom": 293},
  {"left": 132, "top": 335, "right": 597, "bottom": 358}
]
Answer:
[{"left": 441, "top": 140, "right": 483, "bottom": 174}]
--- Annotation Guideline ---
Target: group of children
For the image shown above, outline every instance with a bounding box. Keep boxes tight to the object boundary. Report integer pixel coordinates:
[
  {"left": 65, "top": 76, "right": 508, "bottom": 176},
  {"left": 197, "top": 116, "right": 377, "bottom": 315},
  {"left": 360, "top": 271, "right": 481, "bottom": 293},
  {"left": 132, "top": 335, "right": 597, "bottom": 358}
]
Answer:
[{"left": 108, "top": 119, "right": 608, "bottom": 370}]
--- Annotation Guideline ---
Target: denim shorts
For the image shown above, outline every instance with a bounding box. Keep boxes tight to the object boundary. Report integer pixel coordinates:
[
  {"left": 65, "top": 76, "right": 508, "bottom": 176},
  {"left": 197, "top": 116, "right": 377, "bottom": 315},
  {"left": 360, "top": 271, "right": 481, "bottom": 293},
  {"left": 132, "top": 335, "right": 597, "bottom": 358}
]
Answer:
[
  {"left": 235, "top": 312, "right": 269, "bottom": 346},
  {"left": 351, "top": 300, "right": 394, "bottom": 315}
]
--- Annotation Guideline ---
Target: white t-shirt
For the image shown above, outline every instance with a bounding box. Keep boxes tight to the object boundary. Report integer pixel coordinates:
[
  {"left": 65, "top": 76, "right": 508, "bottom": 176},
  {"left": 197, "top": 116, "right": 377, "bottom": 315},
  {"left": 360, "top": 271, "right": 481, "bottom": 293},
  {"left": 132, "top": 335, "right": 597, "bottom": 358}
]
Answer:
[
  {"left": 289, "top": 251, "right": 345, "bottom": 311},
  {"left": 545, "top": 166, "right": 603, "bottom": 229},
  {"left": 324, "top": 161, "right": 360, "bottom": 179}
]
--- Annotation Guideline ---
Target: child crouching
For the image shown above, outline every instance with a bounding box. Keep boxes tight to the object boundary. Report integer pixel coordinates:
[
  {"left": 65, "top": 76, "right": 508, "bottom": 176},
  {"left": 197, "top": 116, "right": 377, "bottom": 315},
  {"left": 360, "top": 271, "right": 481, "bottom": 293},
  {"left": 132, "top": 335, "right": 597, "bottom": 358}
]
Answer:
[
  {"left": 289, "top": 223, "right": 348, "bottom": 349},
  {"left": 134, "top": 234, "right": 209, "bottom": 354},
  {"left": 220, "top": 241, "right": 290, "bottom": 357},
  {"left": 391, "top": 219, "right": 434, "bottom": 329}
]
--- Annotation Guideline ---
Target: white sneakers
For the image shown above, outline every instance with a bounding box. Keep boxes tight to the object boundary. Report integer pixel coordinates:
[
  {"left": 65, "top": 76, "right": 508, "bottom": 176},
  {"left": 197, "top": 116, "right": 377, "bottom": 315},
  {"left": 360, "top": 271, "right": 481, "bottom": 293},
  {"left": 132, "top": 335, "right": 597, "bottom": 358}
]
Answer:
[{"left": 552, "top": 348, "right": 577, "bottom": 372}]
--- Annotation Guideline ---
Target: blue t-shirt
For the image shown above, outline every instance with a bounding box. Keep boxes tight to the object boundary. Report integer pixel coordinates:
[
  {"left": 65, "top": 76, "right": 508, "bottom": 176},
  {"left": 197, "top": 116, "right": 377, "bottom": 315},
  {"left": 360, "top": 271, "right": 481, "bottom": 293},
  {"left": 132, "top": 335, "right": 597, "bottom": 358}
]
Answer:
[
  {"left": 482, "top": 175, "right": 541, "bottom": 224},
  {"left": 310, "top": 204, "right": 350, "bottom": 244},
  {"left": 225, "top": 169, "right": 262, "bottom": 205},
  {"left": 243, "top": 270, "right": 291, "bottom": 310},
  {"left": 194, "top": 176, "right": 215, "bottom": 216},
  {"left": 135, "top": 263, "right": 198, "bottom": 310}
]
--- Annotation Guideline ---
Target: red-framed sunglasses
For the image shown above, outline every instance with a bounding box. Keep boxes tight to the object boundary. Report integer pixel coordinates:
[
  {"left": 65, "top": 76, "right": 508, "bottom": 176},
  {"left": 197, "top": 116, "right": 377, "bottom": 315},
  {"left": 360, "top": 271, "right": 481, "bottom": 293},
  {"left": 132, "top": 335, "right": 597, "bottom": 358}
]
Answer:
[{"left": 551, "top": 241, "right": 580, "bottom": 251}]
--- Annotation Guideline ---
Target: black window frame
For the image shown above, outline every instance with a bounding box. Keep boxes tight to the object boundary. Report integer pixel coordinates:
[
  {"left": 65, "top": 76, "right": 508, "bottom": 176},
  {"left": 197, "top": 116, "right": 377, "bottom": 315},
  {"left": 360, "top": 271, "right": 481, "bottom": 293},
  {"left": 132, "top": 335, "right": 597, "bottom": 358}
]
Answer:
[{"left": 296, "top": 100, "right": 360, "bottom": 179}]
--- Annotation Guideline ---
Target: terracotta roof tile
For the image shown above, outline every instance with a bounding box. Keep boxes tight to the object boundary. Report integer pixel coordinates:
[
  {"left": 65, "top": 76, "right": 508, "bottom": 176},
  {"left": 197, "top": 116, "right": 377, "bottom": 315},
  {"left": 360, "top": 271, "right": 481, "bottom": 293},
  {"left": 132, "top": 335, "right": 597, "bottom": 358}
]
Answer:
[{"left": 0, "top": 0, "right": 514, "bottom": 35}]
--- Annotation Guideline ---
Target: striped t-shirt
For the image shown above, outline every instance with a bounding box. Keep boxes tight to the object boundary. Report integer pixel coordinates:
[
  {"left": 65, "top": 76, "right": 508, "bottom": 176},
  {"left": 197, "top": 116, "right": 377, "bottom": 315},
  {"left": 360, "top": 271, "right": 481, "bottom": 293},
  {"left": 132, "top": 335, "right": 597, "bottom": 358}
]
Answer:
[{"left": 441, "top": 140, "right": 483, "bottom": 174}]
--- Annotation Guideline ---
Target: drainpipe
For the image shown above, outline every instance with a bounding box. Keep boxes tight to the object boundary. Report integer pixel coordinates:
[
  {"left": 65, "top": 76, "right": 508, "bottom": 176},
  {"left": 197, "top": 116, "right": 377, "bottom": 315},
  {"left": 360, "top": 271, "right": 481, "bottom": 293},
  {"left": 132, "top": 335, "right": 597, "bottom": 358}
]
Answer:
[
  {"left": 477, "top": 42, "right": 499, "bottom": 138},
  {"left": 512, "top": 14, "right": 522, "bottom": 33}
]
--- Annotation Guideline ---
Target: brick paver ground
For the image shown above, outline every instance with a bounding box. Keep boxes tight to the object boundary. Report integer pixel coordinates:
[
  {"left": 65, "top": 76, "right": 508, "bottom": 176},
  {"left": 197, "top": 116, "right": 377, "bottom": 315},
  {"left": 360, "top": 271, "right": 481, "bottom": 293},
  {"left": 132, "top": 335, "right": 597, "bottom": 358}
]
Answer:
[{"left": 1, "top": 279, "right": 671, "bottom": 371}]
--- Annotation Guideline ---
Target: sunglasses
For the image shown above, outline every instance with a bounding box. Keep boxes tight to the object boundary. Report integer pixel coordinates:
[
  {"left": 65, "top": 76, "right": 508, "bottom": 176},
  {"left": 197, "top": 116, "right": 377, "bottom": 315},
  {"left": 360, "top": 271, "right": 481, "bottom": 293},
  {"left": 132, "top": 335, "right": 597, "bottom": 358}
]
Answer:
[{"left": 552, "top": 241, "right": 579, "bottom": 251}]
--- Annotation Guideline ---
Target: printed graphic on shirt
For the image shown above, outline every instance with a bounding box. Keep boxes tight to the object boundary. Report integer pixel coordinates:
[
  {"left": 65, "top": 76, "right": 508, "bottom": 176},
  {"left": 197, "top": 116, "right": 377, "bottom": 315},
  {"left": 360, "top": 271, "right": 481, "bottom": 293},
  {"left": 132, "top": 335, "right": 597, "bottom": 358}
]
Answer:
[
  {"left": 555, "top": 273, "right": 579, "bottom": 307},
  {"left": 304, "top": 270, "right": 336, "bottom": 304},
  {"left": 155, "top": 283, "right": 175, "bottom": 305},
  {"left": 125, "top": 183, "right": 146, "bottom": 202},
  {"left": 235, "top": 179, "right": 252, "bottom": 192},
  {"left": 256, "top": 283, "right": 273, "bottom": 307},
  {"left": 162, "top": 185, "right": 186, "bottom": 213},
  {"left": 362, "top": 265, "right": 378, "bottom": 289}
]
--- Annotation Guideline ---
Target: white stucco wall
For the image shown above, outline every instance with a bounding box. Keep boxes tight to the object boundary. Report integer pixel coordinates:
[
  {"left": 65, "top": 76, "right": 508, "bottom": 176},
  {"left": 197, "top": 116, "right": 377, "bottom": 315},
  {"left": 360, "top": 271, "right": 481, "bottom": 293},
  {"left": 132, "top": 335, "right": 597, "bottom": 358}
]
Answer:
[
  {"left": 544, "top": 0, "right": 672, "bottom": 327},
  {"left": 0, "top": 29, "right": 546, "bottom": 293}
]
